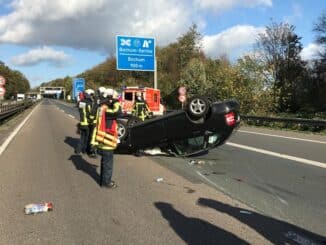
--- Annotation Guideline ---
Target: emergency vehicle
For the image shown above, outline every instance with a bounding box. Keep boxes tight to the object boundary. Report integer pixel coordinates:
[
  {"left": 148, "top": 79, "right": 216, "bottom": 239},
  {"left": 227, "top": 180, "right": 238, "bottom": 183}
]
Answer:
[{"left": 120, "top": 86, "right": 165, "bottom": 116}]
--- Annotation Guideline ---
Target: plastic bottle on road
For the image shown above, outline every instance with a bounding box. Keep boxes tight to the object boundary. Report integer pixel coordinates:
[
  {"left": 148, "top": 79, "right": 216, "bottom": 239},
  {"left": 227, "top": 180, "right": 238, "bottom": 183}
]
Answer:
[{"left": 24, "top": 202, "right": 53, "bottom": 215}]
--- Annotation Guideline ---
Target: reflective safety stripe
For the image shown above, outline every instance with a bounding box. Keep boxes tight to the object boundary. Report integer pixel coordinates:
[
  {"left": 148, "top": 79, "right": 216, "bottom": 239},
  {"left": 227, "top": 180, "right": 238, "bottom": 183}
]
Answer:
[
  {"left": 80, "top": 107, "right": 88, "bottom": 126},
  {"left": 132, "top": 102, "right": 150, "bottom": 121},
  {"left": 95, "top": 135, "right": 117, "bottom": 148},
  {"left": 91, "top": 103, "right": 120, "bottom": 150},
  {"left": 96, "top": 130, "right": 118, "bottom": 142}
]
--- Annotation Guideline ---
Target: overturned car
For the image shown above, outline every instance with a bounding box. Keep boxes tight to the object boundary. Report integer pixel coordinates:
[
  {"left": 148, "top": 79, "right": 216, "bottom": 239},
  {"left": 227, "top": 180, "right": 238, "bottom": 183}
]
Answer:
[{"left": 116, "top": 96, "right": 240, "bottom": 157}]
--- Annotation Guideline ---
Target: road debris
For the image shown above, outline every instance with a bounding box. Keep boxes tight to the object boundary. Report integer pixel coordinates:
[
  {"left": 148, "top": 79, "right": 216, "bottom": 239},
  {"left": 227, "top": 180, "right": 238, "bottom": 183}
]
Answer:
[
  {"left": 143, "top": 148, "right": 168, "bottom": 155},
  {"left": 184, "top": 186, "right": 196, "bottom": 193},
  {"left": 188, "top": 160, "right": 206, "bottom": 165},
  {"left": 24, "top": 202, "right": 53, "bottom": 215},
  {"left": 239, "top": 210, "right": 252, "bottom": 215},
  {"left": 233, "top": 177, "right": 244, "bottom": 182},
  {"left": 155, "top": 177, "right": 164, "bottom": 182}
]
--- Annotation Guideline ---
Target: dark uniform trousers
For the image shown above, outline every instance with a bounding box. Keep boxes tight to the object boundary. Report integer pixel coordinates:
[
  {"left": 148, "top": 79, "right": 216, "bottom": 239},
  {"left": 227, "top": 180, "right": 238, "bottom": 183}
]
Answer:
[
  {"left": 98, "top": 149, "right": 114, "bottom": 186},
  {"left": 76, "top": 127, "right": 89, "bottom": 154}
]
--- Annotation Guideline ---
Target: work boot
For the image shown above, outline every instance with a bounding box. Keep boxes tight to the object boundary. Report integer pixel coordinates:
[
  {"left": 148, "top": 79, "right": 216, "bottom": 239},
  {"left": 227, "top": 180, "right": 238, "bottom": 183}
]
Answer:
[
  {"left": 134, "top": 149, "right": 144, "bottom": 157},
  {"left": 101, "top": 181, "right": 117, "bottom": 189}
]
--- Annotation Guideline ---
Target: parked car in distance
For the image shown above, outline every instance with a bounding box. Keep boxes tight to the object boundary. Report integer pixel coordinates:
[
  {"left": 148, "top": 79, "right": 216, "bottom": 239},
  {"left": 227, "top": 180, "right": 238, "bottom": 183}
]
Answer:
[{"left": 116, "top": 96, "right": 240, "bottom": 157}]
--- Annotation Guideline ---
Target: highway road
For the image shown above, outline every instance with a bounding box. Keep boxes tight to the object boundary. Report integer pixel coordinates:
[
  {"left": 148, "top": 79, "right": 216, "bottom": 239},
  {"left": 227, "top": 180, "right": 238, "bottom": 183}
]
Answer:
[
  {"left": 52, "top": 99, "right": 326, "bottom": 235},
  {"left": 0, "top": 99, "right": 325, "bottom": 244},
  {"left": 154, "top": 131, "right": 326, "bottom": 235}
]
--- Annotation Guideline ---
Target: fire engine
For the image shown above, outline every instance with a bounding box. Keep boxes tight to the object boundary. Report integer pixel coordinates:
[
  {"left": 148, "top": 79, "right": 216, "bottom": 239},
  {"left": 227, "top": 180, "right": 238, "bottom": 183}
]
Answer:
[{"left": 120, "top": 86, "right": 165, "bottom": 116}]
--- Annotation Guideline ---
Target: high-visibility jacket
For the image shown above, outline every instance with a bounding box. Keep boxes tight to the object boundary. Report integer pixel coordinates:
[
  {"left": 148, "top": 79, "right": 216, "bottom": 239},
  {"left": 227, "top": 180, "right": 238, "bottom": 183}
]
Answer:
[
  {"left": 91, "top": 100, "right": 121, "bottom": 150},
  {"left": 132, "top": 101, "right": 151, "bottom": 121},
  {"left": 78, "top": 98, "right": 93, "bottom": 128}
]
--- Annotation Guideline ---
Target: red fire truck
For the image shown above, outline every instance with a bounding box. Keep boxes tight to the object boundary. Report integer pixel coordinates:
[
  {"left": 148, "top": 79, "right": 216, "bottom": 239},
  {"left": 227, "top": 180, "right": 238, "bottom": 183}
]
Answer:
[{"left": 120, "top": 86, "right": 165, "bottom": 116}]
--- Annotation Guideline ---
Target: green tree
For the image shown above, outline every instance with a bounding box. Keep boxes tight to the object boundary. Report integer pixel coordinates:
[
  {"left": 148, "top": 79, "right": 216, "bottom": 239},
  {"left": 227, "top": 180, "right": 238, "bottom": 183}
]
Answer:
[
  {"left": 235, "top": 55, "right": 273, "bottom": 113},
  {"left": 0, "top": 62, "right": 30, "bottom": 99},
  {"left": 256, "top": 22, "right": 307, "bottom": 112},
  {"left": 176, "top": 24, "right": 203, "bottom": 76},
  {"left": 178, "top": 58, "right": 211, "bottom": 96}
]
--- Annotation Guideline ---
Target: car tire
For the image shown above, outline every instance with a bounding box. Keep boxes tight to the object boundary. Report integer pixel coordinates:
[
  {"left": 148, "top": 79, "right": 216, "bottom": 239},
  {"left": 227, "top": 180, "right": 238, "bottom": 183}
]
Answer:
[
  {"left": 117, "top": 119, "right": 128, "bottom": 141},
  {"left": 187, "top": 96, "right": 210, "bottom": 119},
  {"left": 127, "top": 116, "right": 141, "bottom": 128},
  {"left": 205, "top": 96, "right": 217, "bottom": 105}
]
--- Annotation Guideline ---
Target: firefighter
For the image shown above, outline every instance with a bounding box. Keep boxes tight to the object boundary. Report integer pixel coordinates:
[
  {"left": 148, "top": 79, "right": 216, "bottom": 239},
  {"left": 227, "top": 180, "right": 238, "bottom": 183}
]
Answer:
[
  {"left": 132, "top": 92, "right": 152, "bottom": 121},
  {"left": 86, "top": 89, "right": 97, "bottom": 158},
  {"left": 75, "top": 90, "right": 93, "bottom": 155},
  {"left": 91, "top": 88, "right": 121, "bottom": 188}
]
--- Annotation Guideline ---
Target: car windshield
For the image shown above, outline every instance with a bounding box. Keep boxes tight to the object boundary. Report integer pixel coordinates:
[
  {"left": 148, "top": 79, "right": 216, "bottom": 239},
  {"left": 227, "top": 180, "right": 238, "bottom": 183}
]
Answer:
[{"left": 172, "top": 133, "right": 221, "bottom": 156}]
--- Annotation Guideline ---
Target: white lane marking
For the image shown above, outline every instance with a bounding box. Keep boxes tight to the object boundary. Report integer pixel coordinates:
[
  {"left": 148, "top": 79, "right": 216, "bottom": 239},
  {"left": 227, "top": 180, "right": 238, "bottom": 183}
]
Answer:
[
  {"left": 68, "top": 114, "right": 75, "bottom": 119},
  {"left": 226, "top": 142, "right": 326, "bottom": 169},
  {"left": 238, "top": 130, "right": 326, "bottom": 144},
  {"left": 277, "top": 196, "right": 288, "bottom": 206},
  {"left": 196, "top": 171, "right": 225, "bottom": 191},
  {"left": 0, "top": 104, "right": 39, "bottom": 156}
]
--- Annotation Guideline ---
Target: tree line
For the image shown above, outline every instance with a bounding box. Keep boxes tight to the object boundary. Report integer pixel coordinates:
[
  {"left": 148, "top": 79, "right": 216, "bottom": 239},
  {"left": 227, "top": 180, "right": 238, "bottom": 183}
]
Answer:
[
  {"left": 0, "top": 61, "right": 30, "bottom": 100},
  {"left": 45, "top": 11, "right": 325, "bottom": 117}
]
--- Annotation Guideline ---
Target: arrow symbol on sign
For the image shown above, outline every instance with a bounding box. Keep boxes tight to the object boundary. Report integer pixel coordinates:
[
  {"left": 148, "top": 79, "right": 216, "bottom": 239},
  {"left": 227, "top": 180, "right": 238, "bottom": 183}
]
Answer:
[{"left": 121, "top": 39, "right": 131, "bottom": 47}]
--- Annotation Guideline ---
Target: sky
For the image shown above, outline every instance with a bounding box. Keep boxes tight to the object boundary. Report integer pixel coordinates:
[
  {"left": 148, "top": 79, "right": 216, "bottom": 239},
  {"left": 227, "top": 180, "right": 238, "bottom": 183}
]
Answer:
[{"left": 0, "top": 0, "right": 325, "bottom": 88}]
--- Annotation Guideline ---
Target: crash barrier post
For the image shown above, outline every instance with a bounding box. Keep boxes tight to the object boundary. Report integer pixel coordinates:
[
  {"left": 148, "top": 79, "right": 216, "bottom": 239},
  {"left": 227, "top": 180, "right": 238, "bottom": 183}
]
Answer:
[{"left": 0, "top": 100, "right": 36, "bottom": 122}]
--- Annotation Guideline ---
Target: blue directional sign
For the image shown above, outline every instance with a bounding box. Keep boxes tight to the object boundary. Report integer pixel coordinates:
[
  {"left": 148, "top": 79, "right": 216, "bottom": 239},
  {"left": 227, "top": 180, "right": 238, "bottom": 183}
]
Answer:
[
  {"left": 72, "top": 78, "right": 85, "bottom": 100},
  {"left": 116, "top": 35, "right": 155, "bottom": 71}
]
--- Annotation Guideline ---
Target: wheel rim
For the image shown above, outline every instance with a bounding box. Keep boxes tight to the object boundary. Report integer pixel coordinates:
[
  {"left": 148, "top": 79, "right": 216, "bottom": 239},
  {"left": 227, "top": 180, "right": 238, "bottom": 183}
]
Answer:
[
  {"left": 190, "top": 99, "right": 206, "bottom": 115},
  {"left": 118, "top": 124, "right": 126, "bottom": 139}
]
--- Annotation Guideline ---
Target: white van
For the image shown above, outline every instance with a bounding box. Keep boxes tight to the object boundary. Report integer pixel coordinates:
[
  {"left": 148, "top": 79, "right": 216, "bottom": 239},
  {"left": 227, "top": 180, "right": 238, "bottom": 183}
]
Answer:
[{"left": 17, "top": 93, "right": 25, "bottom": 101}]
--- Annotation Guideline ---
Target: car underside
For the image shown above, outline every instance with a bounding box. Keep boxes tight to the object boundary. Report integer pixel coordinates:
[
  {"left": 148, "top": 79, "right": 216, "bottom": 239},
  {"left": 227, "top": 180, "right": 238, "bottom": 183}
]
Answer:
[{"left": 116, "top": 96, "right": 240, "bottom": 157}]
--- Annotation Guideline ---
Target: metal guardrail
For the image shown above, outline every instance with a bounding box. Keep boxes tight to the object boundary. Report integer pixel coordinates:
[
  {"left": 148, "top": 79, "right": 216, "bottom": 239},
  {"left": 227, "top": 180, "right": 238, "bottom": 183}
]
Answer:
[
  {"left": 0, "top": 100, "right": 35, "bottom": 121},
  {"left": 241, "top": 115, "right": 326, "bottom": 127}
]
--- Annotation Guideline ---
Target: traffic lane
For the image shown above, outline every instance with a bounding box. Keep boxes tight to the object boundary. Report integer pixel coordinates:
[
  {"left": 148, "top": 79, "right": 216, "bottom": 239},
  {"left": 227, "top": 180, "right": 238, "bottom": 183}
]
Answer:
[
  {"left": 152, "top": 144, "right": 326, "bottom": 236},
  {"left": 229, "top": 129, "right": 326, "bottom": 164},
  {"left": 52, "top": 100, "right": 326, "bottom": 162},
  {"left": 52, "top": 98, "right": 326, "bottom": 234},
  {"left": 0, "top": 102, "right": 269, "bottom": 244},
  {"left": 50, "top": 99, "right": 79, "bottom": 119}
]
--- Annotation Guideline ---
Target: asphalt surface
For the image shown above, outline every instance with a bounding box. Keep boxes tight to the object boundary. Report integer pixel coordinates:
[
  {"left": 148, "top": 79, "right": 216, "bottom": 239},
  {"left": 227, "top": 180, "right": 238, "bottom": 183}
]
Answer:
[
  {"left": 53, "top": 99, "right": 326, "bottom": 236},
  {"left": 1, "top": 99, "right": 325, "bottom": 244},
  {"left": 152, "top": 131, "right": 326, "bottom": 236}
]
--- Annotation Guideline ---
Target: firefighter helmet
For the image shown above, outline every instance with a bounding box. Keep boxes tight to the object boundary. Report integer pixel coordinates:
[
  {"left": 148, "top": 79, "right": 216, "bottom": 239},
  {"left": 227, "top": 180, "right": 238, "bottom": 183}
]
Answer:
[
  {"left": 105, "top": 88, "right": 114, "bottom": 98},
  {"left": 98, "top": 87, "right": 106, "bottom": 95}
]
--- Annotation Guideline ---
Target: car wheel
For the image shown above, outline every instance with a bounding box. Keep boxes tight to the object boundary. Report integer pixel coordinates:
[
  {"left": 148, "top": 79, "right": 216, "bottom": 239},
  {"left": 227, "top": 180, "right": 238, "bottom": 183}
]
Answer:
[
  {"left": 117, "top": 119, "right": 128, "bottom": 141},
  {"left": 187, "top": 96, "right": 209, "bottom": 119},
  {"left": 127, "top": 116, "right": 141, "bottom": 128},
  {"left": 205, "top": 96, "right": 217, "bottom": 105}
]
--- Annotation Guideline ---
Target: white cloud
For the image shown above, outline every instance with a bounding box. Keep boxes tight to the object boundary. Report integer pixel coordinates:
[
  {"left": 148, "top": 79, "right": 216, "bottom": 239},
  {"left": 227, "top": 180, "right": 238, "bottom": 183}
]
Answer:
[
  {"left": 300, "top": 43, "right": 324, "bottom": 61},
  {"left": 10, "top": 46, "right": 71, "bottom": 66},
  {"left": 202, "top": 25, "right": 265, "bottom": 58},
  {"left": 0, "top": 0, "right": 192, "bottom": 52},
  {"left": 0, "top": 0, "right": 273, "bottom": 55},
  {"left": 284, "top": 3, "right": 303, "bottom": 24},
  {"left": 194, "top": 0, "right": 272, "bottom": 12}
]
